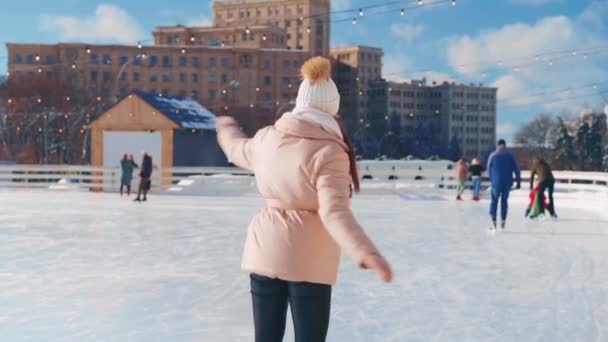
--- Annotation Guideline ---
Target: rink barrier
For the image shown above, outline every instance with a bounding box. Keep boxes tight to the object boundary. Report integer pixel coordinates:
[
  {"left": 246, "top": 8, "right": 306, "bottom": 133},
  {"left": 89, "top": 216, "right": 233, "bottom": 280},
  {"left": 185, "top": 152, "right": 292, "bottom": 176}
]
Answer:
[{"left": 0, "top": 165, "right": 606, "bottom": 193}]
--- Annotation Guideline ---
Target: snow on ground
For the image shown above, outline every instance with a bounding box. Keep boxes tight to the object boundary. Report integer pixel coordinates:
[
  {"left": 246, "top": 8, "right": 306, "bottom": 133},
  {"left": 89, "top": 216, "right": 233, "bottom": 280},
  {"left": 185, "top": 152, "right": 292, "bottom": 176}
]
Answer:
[{"left": 1, "top": 189, "right": 607, "bottom": 341}]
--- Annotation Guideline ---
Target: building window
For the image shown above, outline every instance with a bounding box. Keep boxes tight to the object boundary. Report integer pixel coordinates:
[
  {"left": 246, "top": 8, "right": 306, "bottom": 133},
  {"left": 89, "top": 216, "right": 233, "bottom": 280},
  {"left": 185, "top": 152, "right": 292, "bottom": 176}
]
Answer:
[
  {"left": 120, "top": 72, "right": 127, "bottom": 81},
  {"left": 209, "top": 74, "right": 217, "bottom": 83},
  {"left": 179, "top": 56, "right": 187, "bottom": 67},
  {"left": 46, "top": 56, "right": 54, "bottom": 65},
  {"left": 89, "top": 54, "right": 99, "bottom": 64},
  {"left": 102, "top": 71, "right": 111, "bottom": 81},
  {"left": 133, "top": 72, "right": 140, "bottom": 81},
  {"left": 149, "top": 56, "right": 158, "bottom": 66},
  {"left": 15, "top": 54, "right": 23, "bottom": 64},
  {"left": 293, "top": 60, "right": 300, "bottom": 69},
  {"left": 102, "top": 55, "right": 111, "bottom": 65},
  {"left": 133, "top": 56, "right": 142, "bottom": 66},
  {"left": 46, "top": 72, "right": 54, "bottom": 80},
  {"left": 282, "top": 60, "right": 290, "bottom": 70},
  {"left": 264, "top": 60, "right": 272, "bottom": 70},
  {"left": 209, "top": 57, "right": 217, "bottom": 68},
  {"left": 403, "top": 103, "right": 414, "bottom": 109},
  {"left": 416, "top": 104, "right": 425, "bottom": 110},
  {"left": 180, "top": 73, "right": 186, "bottom": 83},
  {"left": 90, "top": 71, "right": 98, "bottom": 81},
  {"left": 282, "top": 77, "right": 290, "bottom": 86},
  {"left": 242, "top": 32, "right": 248, "bottom": 41},
  {"left": 221, "top": 57, "right": 230, "bottom": 68},
  {"left": 264, "top": 92, "right": 272, "bottom": 101},
  {"left": 192, "top": 57, "right": 200, "bottom": 67},
  {"left": 120, "top": 56, "right": 128, "bottom": 65},
  {"left": 162, "top": 56, "right": 171, "bottom": 67},
  {"left": 162, "top": 73, "right": 170, "bottom": 82},
  {"left": 264, "top": 76, "right": 272, "bottom": 86},
  {"left": 192, "top": 74, "right": 199, "bottom": 83},
  {"left": 192, "top": 90, "right": 199, "bottom": 99},
  {"left": 150, "top": 72, "right": 158, "bottom": 82},
  {"left": 209, "top": 90, "right": 217, "bottom": 99},
  {"left": 120, "top": 88, "right": 128, "bottom": 97},
  {"left": 221, "top": 74, "right": 228, "bottom": 84}
]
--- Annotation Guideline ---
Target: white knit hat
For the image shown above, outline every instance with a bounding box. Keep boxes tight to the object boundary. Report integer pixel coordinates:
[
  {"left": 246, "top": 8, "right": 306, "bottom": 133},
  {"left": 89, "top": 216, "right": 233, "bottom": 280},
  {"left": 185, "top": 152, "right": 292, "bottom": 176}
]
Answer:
[{"left": 294, "top": 57, "right": 340, "bottom": 117}]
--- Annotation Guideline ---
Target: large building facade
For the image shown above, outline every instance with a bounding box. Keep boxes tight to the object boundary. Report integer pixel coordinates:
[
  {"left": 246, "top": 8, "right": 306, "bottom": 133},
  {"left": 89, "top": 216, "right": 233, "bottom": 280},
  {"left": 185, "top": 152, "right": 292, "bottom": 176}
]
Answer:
[
  {"left": 212, "top": 0, "right": 330, "bottom": 56},
  {"left": 387, "top": 79, "right": 497, "bottom": 159},
  {"left": 330, "top": 45, "right": 384, "bottom": 136}
]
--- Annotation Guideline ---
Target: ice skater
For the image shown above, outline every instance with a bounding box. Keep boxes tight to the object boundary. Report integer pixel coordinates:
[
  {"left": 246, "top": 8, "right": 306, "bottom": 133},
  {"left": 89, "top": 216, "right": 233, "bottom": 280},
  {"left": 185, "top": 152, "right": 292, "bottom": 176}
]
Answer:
[
  {"left": 455, "top": 159, "right": 468, "bottom": 201},
  {"left": 134, "top": 152, "right": 152, "bottom": 202},
  {"left": 120, "top": 154, "right": 138, "bottom": 196},
  {"left": 529, "top": 156, "right": 557, "bottom": 219},
  {"left": 216, "top": 56, "right": 392, "bottom": 342},
  {"left": 487, "top": 139, "right": 521, "bottom": 231},
  {"left": 469, "top": 157, "right": 484, "bottom": 201}
]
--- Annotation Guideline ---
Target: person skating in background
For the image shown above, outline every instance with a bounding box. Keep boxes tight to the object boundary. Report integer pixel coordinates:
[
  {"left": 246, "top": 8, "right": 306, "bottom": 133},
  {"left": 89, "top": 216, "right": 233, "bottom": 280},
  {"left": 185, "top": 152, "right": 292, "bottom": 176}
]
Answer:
[
  {"left": 469, "top": 157, "right": 484, "bottom": 201},
  {"left": 455, "top": 159, "right": 469, "bottom": 201},
  {"left": 119, "top": 154, "right": 138, "bottom": 196},
  {"left": 487, "top": 139, "right": 521, "bottom": 231},
  {"left": 529, "top": 156, "right": 557, "bottom": 219},
  {"left": 216, "top": 56, "right": 392, "bottom": 342},
  {"left": 134, "top": 152, "right": 153, "bottom": 202}
]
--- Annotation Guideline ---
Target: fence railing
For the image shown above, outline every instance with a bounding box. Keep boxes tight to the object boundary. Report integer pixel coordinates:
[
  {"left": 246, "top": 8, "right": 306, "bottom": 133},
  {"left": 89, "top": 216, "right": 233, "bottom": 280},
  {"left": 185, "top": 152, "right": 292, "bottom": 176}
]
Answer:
[{"left": 0, "top": 164, "right": 606, "bottom": 193}]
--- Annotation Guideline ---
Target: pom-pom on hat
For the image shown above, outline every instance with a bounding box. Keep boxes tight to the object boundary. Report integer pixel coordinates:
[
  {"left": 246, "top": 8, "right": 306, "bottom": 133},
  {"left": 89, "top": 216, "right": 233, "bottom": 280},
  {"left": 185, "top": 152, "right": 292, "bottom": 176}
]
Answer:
[{"left": 295, "top": 56, "right": 340, "bottom": 117}]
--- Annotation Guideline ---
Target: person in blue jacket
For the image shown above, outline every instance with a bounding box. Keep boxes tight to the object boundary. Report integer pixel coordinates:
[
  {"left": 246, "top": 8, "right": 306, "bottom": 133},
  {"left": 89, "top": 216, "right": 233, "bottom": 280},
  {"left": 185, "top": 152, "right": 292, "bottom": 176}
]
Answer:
[{"left": 487, "top": 139, "right": 521, "bottom": 230}]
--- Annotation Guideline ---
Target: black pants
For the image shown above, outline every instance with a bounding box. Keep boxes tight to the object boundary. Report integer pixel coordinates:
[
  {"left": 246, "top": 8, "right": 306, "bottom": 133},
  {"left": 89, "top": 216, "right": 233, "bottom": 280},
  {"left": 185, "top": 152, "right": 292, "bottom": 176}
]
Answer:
[
  {"left": 537, "top": 180, "right": 556, "bottom": 216},
  {"left": 136, "top": 178, "right": 149, "bottom": 200},
  {"left": 250, "top": 273, "right": 332, "bottom": 342},
  {"left": 120, "top": 184, "right": 131, "bottom": 195}
]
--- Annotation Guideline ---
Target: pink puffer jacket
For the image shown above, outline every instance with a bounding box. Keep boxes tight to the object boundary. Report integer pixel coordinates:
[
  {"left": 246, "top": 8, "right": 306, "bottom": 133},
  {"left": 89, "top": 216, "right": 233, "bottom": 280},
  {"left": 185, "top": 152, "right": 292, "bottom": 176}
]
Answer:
[{"left": 217, "top": 115, "right": 379, "bottom": 285}]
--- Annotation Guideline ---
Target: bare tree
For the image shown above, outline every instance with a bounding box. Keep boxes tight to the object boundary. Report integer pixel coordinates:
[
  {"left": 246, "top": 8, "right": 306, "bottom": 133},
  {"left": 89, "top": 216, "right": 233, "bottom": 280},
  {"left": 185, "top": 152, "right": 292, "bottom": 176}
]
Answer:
[{"left": 514, "top": 113, "right": 557, "bottom": 160}]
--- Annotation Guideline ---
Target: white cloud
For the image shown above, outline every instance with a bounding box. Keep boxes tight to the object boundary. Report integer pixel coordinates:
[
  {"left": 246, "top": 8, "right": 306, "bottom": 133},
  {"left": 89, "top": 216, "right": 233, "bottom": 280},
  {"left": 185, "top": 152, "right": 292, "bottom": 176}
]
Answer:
[
  {"left": 510, "top": 0, "right": 562, "bottom": 5},
  {"left": 332, "top": 0, "right": 351, "bottom": 11},
  {"left": 492, "top": 75, "right": 532, "bottom": 106},
  {"left": 188, "top": 15, "right": 213, "bottom": 27},
  {"left": 384, "top": 54, "right": 454, "bottom": 84},
  {"left": 41, "top": 4, "right": 145, "bottom": 44},
  {"left": 497, "top": 123, "right": 516, "bottom": 136},
  {"left": 391, "top": 23, "right": 426, "bottom": 43}
]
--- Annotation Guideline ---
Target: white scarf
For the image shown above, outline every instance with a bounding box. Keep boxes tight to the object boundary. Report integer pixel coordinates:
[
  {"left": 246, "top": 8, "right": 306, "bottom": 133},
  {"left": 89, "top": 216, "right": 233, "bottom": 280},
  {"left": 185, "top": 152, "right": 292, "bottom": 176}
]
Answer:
[{"left": 282, "top": 107, "right": 343, "bottom": 139}]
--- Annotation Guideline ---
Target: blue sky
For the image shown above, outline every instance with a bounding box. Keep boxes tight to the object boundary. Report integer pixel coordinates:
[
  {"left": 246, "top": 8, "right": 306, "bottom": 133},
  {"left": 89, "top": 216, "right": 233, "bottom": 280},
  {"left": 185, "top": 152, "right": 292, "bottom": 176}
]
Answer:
[{"left": 1, "top": 0, "right": 607, "bottom": 141}]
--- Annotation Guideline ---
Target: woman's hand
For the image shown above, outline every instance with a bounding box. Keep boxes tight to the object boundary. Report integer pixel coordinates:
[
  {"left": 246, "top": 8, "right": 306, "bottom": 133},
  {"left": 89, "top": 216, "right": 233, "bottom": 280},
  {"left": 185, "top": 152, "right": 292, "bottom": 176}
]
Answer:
[{"left": 361, "top": 253, "right": 393, "bottom": 283}]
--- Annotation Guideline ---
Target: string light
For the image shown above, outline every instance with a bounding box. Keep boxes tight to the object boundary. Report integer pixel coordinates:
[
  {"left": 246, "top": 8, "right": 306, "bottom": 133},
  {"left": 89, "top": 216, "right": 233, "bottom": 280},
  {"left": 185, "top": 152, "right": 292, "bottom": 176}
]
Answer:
[
  {"left": 66, "top": 96, "right": 70, "bottom": 101},
  {"left": 250, "top": 104, "right": 254, "bottom": 108},
  {"left": 572, "top": 50, "right": 577, "bottom": 56},
  {"left": 37, "top": 98, "right": 42, "bottom": 103},
  {"left": 58, "top": 129, "right": 63, "bottom": 133},
  {"left": 222, "top": 89, "right": 227, "bottom": 94},
  {"left": 418, "top": 0, "right": 423, "bottom": 5},
  {"left": 37, "top": 67, "right": 42, "bottom": 73},
  {"left": 401, "top": 8, "right": 405, "bottom": 15},
  {"left": 221, "top": 41, "right": 225, "bottom": 47},
  {"left": 359, "top": 8, "right": 364, "bottom": 16},
  {"left": 7, "top": 99, "right": 12, "bottom": 104},
  {"left": 35, "top": 54, "right": 40, "bottom": 62},
  {"left": 307, "top": 26, "right": 311, "bottom": 33},
  {"left": 137, "top": 42, "right": 142, "bottom": 49},
  {"left": 192, "top": 129, "right": 196, "bottom": 133},
  {"left": 71, "top": 63, "right": 76, "bottom": 69},
  {"left": 549, "top": 60, "right": 553, "bottom": 66},
  {"left": 262, "top": 34, "right": 267, "bottom": 41},
  {"left": 224, "top": 106, "right": 228, "bottom": 110},
  {"left": 97, "top": 96, "right": 101, "bottom": 101},
  {"left": 190, "top": 36, "right": 196, "bottom": 43},
  {"left": 256, "top": 87, "right": 260, "bottom": 92},
  {"left": 181, "top": 48, "right": 186, "bottom": 54},
  {"left": 352, "top": 18, "right": 357, "bottom": 25},
  {"left": 452, "top": 0, "right": 456, "bottom": 5},
  {"left": 583, "top": 54, "right": 588, "bottom": 60},
  {"left": 85, "top": 46, "right": 91, "bottom": 54},
  {"left": 245, "top": 26, "right": 250, "bottom": 34}
]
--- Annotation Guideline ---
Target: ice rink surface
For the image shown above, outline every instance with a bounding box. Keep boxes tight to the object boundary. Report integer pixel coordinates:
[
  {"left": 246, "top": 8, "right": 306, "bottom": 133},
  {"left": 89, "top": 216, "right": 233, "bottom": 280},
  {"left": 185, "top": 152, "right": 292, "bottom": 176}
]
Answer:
[{"left": 1, "top": 189, "right": 607, "bottom": 341}]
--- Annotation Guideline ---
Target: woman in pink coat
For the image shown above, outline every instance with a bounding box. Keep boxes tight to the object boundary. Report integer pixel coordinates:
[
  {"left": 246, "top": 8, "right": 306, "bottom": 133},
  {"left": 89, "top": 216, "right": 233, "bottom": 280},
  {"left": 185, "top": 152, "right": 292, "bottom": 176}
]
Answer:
[{"left": 216, "top": 56, "right": 392, "bottom": 342}]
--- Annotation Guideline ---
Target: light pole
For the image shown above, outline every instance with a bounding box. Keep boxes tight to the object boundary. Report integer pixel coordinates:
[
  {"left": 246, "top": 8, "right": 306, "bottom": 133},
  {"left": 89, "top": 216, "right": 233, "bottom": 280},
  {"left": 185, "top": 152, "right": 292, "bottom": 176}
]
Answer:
[{"left": 112, "top": 53, "right": 147, "bottom": 102}]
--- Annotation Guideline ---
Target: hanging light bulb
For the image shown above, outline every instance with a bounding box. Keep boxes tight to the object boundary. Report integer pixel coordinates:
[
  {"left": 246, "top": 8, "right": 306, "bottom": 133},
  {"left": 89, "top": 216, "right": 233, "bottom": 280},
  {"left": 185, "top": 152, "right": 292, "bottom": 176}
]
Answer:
[
  {"left": 256, "top": 87, "right": 260, "bottom": 92},
  {"left": 190, "top": 36, "right": 196, "bottom": 43},
  {"left": 137, "top": 41, "right": 142, "bottom": 49},
  {"left": 352, "top": 18, "right": 357, "bottom": 25},
  {"left": 572, "top": 50, "right": 577, "bottom": 56},
  {"left": 222, "top": 89, "right": 227, "bottom": 94},
  {"left": 418, "top": 0, "right": 423, "bottom": 5},
  {"left": 35, "top": 54, "right": 40, "bottom": 62},
  {"left": 548, "top": 60, "right": 553, "bottom": 66},
  {"left": 97, "top": 96, "right": 101, "bottom": 101},
  {"left": 85, "top": 46, "right": 91, "bottom": 54},
  {"left": 71, "top": 63, "right": 76, "bottom": 69},
  {"left": 181, "top": 48, "right": 186, "bottom": 54},
  {"left": 37, "top": 67, "right": 42, "bottom": 73},
  {"left": 452, "top": 0, "right": 456, "bottom": 5},
  {"left": 66, "top": 96, "right": 70, "bottom": 101},
  {"left": 245, "top": 26, "right": 250, "bottom": 34},
  {"left": 307, "top": 26, "right": 311, "bottom": 33},
  {"left": 7, "top": 99, "right": 12, "bottom": 104},
  {"left": 192, "top": 129, "right": 196, "bottom": 133},
  {"left": 250, "top": 104, "right": 254, "bottom": 108},
  {"left": 359, "top": 8, "right": 364, "bottom": 16},
  {"left": 583, "top": 54, "right": 588, "bottom": 60},
  {"left": 37, "top": 98, "right": 42, "bottom": 103},
  {"left": 401, "top": 8, "right": 405, "bottom": 16},
  {"left": 221, "top": 41, "right": 225, "bottom": 47},
  {"left": 262, "top": 34, "right": 267, "bottom": 41}
]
